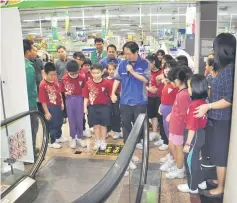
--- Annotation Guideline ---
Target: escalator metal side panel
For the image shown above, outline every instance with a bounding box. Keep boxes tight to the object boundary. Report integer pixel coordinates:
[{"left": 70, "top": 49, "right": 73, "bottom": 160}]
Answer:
[{"left": 1, "top": 176, "right": 38, "bottom": 203}]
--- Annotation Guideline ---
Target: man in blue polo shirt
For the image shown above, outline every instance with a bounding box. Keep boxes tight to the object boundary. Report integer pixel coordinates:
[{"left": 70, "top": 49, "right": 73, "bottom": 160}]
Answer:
[
  {"left": 111, "top": 41, "right": 150, "bottom": 149},
  {"left": 100, "top": 44, "right": 121, "bottom": 70}
]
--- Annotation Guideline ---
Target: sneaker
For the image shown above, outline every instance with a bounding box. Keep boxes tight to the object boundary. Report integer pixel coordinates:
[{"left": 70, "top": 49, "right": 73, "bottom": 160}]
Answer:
[
  {"left": 149, "top": 132, "right": 157, "bottom": 142},
  {"left": 198, "top": 181, "right": 207, "bottom": 190},
  {"left": 132, "top": 155, "right": 139, "bottom": 163},
  {"left": 124, "top": 170, "right": 129, "bottom": 177},
  {"left": 83, "top": 129, "right": 92, "bottom": 138},
  {"left": 76, "top": 139, "right": 87, "bottom": 148},
  {"left": 100, "top": 141, "right": 107, "bottom": 151},
  {"left": 159, "top": 144, "right": 168, "bottom": 151},
  {"left": 90, "top": 127, "right": 94, "bottom": 133},
  {"left": 165, "top": 167, "right": 185, "bottom": 179},
  {"left": 120, "top": 132, "right": 123, "bottom": 138},
  {"left": 112, "top": 132, "right": 121, "bottom": 140},
  {"left": 56, "top": 136, "right": 68, "bottom": 143},
  {"left": 70, "top": 139, "right": 77, "bottom": 149},
  {"left": 160, "top": 153, "right": 171, "bottom": 163},
  {"left": 129, "top": 162, "right": 137, "bottom": 170},
  {"left": 160, "top": 159, "right": 175, "bottom": 172},
  {"left": 93, "top": 140, "right": 101, "bottom": 151},
  {"left": 49, "top": 143, "right": 62, "bottom": 149},
  {"left": 154, "top": 139, "right": 163, "bottom": 146},
  {"left": 167, "top": 165, "right": 177, "bottom": 173},
  {"left": 136, "top": 143, "right": 143, "bottom": 150},
  {"left": 177, "top": 184, "right": 198, "bottom": 194}
]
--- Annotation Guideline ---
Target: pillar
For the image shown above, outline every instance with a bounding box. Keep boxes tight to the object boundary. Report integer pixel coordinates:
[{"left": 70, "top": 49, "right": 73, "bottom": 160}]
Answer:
[{"left": 194, "top": 1, "right": 218, "bottom": 74}]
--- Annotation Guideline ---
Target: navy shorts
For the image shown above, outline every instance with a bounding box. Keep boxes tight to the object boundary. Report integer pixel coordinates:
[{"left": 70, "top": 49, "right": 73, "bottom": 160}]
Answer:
[
  {"left": 147, "top": 97, "right": 160, "bottom": 119},
  {"left": 88, "top": 104, "right": 110, "bottom": 127}
]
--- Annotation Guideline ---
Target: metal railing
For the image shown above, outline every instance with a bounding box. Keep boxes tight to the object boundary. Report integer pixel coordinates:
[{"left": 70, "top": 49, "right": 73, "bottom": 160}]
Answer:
[
  {"left": 1, "top": 110, "right": 49, "bottom": 198},
  {"left": 73, "top": 113, "right": 149, "bottom": 203}
]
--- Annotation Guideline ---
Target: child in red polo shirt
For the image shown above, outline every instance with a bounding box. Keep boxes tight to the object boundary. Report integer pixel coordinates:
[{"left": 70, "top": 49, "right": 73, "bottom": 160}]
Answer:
[
  {"left": 145, "top": 55, "right": 164, "bottom": 143},
  {"left": 159, "top": 59, "right": 179, "bottom": 171},
  {"left": 105, "top": 63, "right": 122, "bottom": 140},
  {"left": 83, "top": 64, "right": 111, "bottom": 151},
  {"left": 165, "top": 65, "right": 193, "bottom": 179},
  {"left": 178, "top": 74, "right": 208, "bottom": 194},
  {"left": 39, "top": 62, "right": 67, "bottom": 149},
  {"left": 61, "top": 61, "right": 87, "bottom": 149}
]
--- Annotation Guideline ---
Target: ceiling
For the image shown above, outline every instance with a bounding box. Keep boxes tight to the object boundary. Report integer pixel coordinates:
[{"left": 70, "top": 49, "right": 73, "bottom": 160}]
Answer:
[{"left": 19, "top": 1, "right": 237, "bottom": 39}]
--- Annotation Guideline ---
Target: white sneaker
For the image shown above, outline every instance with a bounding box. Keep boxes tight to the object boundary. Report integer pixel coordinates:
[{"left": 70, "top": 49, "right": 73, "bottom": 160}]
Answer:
[
  {"left": 154, "top": 139, "right": 163, "bottom": 146},
  {"left": 159, "top": 144, "right": 168, "bottom": 151},
  {"left": 136, "top": 143, "right": 143, "bottom": 150},
  {"left": 76, "top": 139, "right": 87, "bottom": 148},
  {"left": 49, "top": 143, "right": 62, "bottom": 149},
  {"left": 56, "top": 136, "right": 68, "bottom": 143},
  {"left": 83, "top": 129, "right": 92, "bottom": 138},
  {"left": 198, "top": 181, "right": 207, "bottom": 190},
  {"left": 132, "top": 155, "right": 139, "bottom": 163},
  {"left": 160, "top": 153, "right": 171, "bottom": 163},
  {"left": 70, "top": 139, "right": 77, "bottom": 149},
  {"left": 165, "top": 167, "right": 185, "bottom": 179},
  {"left": 167, "top": 165, "right": 177, "bottom": 173},
  {"left": 100, "top": 141, "right": 107, "bottom": 150},
  {"left": 149, "top": 132, "right": 157, "bottom": 142},
  {"left": 112, "top": 132, "right": 121, "bottom": 140},
  {"left": 129, "top": 162, "right": 137, "bottom": 170},
  {"left": 177, "top": 184, "right": 198, "bottom": 194},
  {"left": 93, "top": 140, "right": 101, "bottom": 151},
  {"left": 124, "top": 170, "right": 129, "bottom": 177},
  {"left": 159, "top": 159, "right": 175, "bottom": 172},
  {"left": 90, "top": 127, "right": 94, "bottom": 133}
]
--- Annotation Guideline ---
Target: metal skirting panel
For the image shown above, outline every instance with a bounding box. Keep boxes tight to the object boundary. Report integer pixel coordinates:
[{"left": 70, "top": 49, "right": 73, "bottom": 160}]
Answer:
[{"left": 2, "top": 177, "right": 38, "bottom": 203}]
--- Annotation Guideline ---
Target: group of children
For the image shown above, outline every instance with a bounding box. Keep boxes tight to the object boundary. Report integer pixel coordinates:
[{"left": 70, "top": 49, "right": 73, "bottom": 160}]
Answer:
[{"left": 38, "top": 48, "right": 210, "bottom": 194}]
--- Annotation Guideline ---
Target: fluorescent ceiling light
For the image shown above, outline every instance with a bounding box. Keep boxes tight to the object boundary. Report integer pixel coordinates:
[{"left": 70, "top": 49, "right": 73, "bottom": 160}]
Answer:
[
  {"left": 71, "top": 25, "right": 89, "bottom": 28},
  {"left": 152, "top": 22, "right": 173, "bottom": 25},
  {"left": 219, "top": 13, "right": 237, "bottom": 16},
  {"left": 111, "top": 24, "right": 130, "bottom": 26}
]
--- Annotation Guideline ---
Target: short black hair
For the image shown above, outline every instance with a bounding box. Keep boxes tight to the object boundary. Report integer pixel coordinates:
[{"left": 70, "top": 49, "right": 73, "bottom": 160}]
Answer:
[
  {"left": 207, "top": 58, "right": 214, "bottom": 67},
  {"left": 107, "top": 44, "right": 117, "bottom": 51},
  {"left": 190, "top": 74, "right": 208, "bottom": 100},
  {"left": 157, "top": 49, "right": 165, "bottom": 56},
  {"left": 106, "top": 62, "right": 116, "bottom": 70},
  {"left": 213, "top": 33, "right": 236, "bottom": 69},
  {"left": 57, "top": 45, "right": 66, "bottom": 51},
  {"left": 94, "top": 38, "right": 104, "bottom": 44},
  {"left": 146, "top": 55, "right": 156, "bottom": 63},
  {"left": 23, "top": 39, "right": 34, "bottom": 55},
  {"left": 176, "top": 55, "right": 188, "bottom": 66},
  {"left": 44, "top": 62, "right": 56, "bottom": 74},
  {"left": 163, "top": 54, "right": 173, "bottom": 62},
  {"left": 123, "top": 41, "right": 139, "bottom": 53},
  {"left": 73, "top": 52, "right": 85, "bottom": 61},
  {"left": 164, "top": 59, "right": 177, "bottom": 69},
  {"left": 91, "top": 64, "right": 103, "bottom": 72},
  {"left": 168, "top": 65, "right": 193, "bottom": 86},
  {"left": 66, "top": 61, "right": 79, "bottom": 72},
  {"left": 82, "top": 58, "right": 92, "bottom": 66}
]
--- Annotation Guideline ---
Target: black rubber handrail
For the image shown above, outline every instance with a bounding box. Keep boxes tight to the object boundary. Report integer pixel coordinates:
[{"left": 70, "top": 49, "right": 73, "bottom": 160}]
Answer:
[
  {"left": 73, "top": 113, "right": 149, "bottom": 203},
  {"left": 1, "top": 110, "right": 49, "bottom": 198}
]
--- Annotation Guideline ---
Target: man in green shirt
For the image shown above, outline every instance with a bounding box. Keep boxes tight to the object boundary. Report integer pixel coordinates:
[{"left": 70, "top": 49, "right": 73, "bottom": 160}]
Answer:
[
  {"left": 23, "top": 39, "right": 38, "bottom": 159},
  {"left": 90, "top": 38, "right": 107, "bottom": 64}
]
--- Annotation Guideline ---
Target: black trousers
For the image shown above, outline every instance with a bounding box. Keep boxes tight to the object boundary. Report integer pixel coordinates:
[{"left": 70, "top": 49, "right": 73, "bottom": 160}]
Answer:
[
  {"left": 108, "top": 97, "right": 121, "bottom": 133},
  {"left": 61, "top": 92, "right": 67, "bottom": 119},
  {"left": 184, "top": 129, "right": 205, "bottom": 190},
  {"left": 30, "top": 107, "right": 39, "bottom": 158},
  {"left": 120, "top": 104, "right": 147, "bottom": 143}
]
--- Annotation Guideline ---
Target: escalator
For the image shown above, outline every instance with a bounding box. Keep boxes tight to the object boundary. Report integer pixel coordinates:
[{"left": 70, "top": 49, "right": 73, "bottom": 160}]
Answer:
[{"left": 1, "top": 112, "right": 160, "bottom": 203}]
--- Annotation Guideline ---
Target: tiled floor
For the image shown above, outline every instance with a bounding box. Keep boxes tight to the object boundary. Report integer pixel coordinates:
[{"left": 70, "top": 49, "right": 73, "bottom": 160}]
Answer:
[{"left": 33, "top": 121, "right": 191, "bottom": 203}]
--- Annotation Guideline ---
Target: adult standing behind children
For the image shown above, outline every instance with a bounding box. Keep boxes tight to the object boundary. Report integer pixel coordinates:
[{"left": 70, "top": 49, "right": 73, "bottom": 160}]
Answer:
[
  {"left": 111, "top": 41, "right": 150, "bottom": 174},
  {"left": 55, "top": 46, "right": 71, "bottom": 124},
  {"left": 90, "top": 38, "right": 107, "bottom": 64}
]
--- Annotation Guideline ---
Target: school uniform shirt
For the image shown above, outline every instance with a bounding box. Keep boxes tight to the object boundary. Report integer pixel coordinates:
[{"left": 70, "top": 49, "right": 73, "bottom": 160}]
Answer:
[
  {"left": 100, "top": 57, "right": 121, "bottom": 69},
  {"left": 147, "top": 69, "right": 164, "bottom": 98},
  {"left": 61, "top": 73, "right": 86, "bottom": 96},
  {"left": 79, "top": 68, "right": 92, "bottom": 81},
  {"left": 114, "top": 55, "right": 150, "bottom": 105},
  {"left": 83, "top": 79, "right": 111, "bottom": 105},
  {"left": 185, "top": 99, "right": 207, "bottom": 131},
  {"left": 169, "top": 88, "right": 191, "bottom": 135},
  {"left": 105, "top": 77, "right": 121, "bottom": 94},
  {"left": 161, "top": 83, "right": 179, "bottom": 105},
  {"left": 39, "top": 79, "right": 62, "bottom": 106}
]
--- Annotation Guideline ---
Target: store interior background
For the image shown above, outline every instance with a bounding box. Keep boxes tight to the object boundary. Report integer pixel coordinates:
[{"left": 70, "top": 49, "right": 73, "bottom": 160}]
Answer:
[{"left": 19, "top": 2, "right": 237, "bottom": 68}]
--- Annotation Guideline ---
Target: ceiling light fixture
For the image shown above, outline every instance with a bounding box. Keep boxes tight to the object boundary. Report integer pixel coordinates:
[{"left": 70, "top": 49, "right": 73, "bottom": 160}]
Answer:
[{"left": 152, "top": 22, "right": 173, "bottom": 25}]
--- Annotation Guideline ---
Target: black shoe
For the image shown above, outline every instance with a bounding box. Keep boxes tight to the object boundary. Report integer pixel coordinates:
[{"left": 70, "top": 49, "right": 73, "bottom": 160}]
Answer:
[{"left": 201, "top": 190, "right": 223, "bottom": 199}]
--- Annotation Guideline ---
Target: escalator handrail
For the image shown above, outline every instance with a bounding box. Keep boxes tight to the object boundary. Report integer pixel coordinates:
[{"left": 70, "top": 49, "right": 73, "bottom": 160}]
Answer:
[
  {"left": 1, "top": 110, "right": 49, "bottom": 197},
  {"left": 73, "top": 113, "right": 149, "bottom": 203}
]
